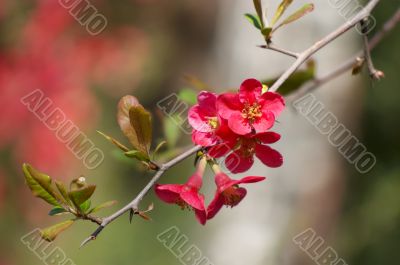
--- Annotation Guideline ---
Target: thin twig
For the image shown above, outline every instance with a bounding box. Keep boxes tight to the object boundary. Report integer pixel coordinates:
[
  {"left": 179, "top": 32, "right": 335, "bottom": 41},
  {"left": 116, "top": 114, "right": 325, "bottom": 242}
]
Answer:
[
  {"left": 268, "top": 0, "right": 381, "bottom": 92},
  {"left": 80, "top": 145, "right": 202, "bottom": 247},
  {"left": 288, "top": 8, "right": 399, "bottom": 101},
  {"left": 361, "top": 19, "right": 384, "bottom": 80},
  {"left": 63, "top": 204, "right": 103, "bottom": 225},
  {"left": 258, "top": 44, "right": 299, "bottom": 58},
  {"left": 82, "top": 214, "right": 103, "bottom": 225}
]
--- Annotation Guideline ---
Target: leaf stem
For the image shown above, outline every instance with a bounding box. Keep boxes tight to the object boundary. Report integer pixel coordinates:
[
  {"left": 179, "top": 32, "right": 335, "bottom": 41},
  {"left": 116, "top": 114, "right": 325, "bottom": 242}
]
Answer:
[{"left": 258, "top": 44, "right": 299, "bottom": 58}]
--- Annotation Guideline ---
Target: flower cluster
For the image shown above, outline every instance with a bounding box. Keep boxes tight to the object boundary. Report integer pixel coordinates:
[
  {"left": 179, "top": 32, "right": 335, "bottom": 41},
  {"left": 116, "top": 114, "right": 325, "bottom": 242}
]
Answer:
[
  {"left": 155, "top": 79, "right": 285, "bottom": 224},
  {"left": 190, "top": 78, "right": 285, "bottom": 173},
  {"left": 155, "top": 157, "right": 265, "bottom": 224}
]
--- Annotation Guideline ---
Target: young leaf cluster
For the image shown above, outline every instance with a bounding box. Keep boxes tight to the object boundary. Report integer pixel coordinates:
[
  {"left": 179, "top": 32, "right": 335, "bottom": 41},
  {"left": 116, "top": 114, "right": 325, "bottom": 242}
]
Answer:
[
  {"left": 245, "top": 0, "right": 314, "bottom": 43},
  {"left": 22, "top": 164, "right": 116, "bottom": 241}
]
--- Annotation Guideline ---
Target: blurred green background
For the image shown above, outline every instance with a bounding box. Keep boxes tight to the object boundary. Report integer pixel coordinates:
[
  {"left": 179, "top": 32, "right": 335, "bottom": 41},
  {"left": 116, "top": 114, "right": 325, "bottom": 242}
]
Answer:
[{"left": 0, "top": 0, "right": 399, "bottom": 265}]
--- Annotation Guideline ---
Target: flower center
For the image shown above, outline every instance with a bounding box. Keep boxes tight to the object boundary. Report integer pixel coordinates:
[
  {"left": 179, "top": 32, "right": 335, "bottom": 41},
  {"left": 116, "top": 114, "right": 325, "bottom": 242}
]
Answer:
[
  {"left": 207, "top": 117, "right": 219, "bottom": 129},
  {"left": 175, "top": 198, "right": 192, "bottom": 211},
  {"left": 241, "top": 103, "right": 262, "bottom": 123},
  {"left": 222, "top": 185, "right": 242, "bottom": 206},
  {"left": 239, "top": 138, "right": 256, "bottom": 157}
]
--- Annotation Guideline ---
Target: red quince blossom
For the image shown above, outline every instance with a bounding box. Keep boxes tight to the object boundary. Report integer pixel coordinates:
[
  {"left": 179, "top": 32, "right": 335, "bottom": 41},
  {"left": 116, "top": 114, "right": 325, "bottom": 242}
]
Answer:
[
  {"left": 188, "top": 91, "right": 238, "bottom": 147},
  {"left": 189, "top": 91, "right": 218, "bottom": 133},
  {"left": 155, "top": 158, "right": 207, "bottom": 225},
  {"left": 188, "top": 79, "right": 285, "bottom": 175},
  {"left": 189, "top": 91, "right": 220, "bottom": 146},
  {"left": 226, "top": 131, "right": 283, "bottom": 174},
  {"left": 217, "top": 78, "right": 285, "bottom": 135},
  {"left": 189, "top": 91, "right": 239, "bottom": 156},
  {"left": 207, "top": 167, "right": 265, "bottom": 220}
]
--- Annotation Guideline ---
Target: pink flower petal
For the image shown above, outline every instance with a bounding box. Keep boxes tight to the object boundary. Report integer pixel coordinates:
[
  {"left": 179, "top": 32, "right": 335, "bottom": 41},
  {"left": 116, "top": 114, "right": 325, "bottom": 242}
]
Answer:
[
  {"left": 186, "top": 172, "right": 203, "bottom": 189},
  {"left": 252, "top": 111, "right": 275, "bottom": 133},
  {"left": 228, "top": 112, "right": 252, "bottom": 135},
  {"left": 219, "top": 176, "right": 265, "bottom": 191},
  {"left": 181, "top": 189, "right": 205, "bottom": 211},
  {"left": 231, "top": 176, "right": 266, "bottom": 186},
  {"left": 208, "top": 143, "right": 232, "bottom": 158},
  {"left": 206, "top": 193, "right": 224, "bottom": 219},
  {"left": 192, "top": 130, "right": 218, "bottom": 147},
  {"left": 214, "top": 172, "right": 231, "bottom": 187},
  {"left": 239, "top": 78, "right": 262, "bottom": 104},
  {"left": 255, "top": 144, "right": 283, "bottom": 168},
  {"left": 197, "top": 91, "right": 217, "bottom": 116},
  {"left": 260, "top": 92, "right": 285, "bottom": 118},
  {"left": 154, "top": 184, "right": 182, "bottom": 204},
  {"left": 226, "top": 151, "right": 254, "bottom": 174},
  {"left": 215, "top": 120, "right": 239, "bottom": 145},
  {"left": 216, "top": 93, "right": 242, "bottom": 119},
  {"left": 195, "top": 208, "right": 207, "bottom": 225},
  {"left": 188, "top": 105, "right": 212, "bottom": 132},
  {"left": 254, "top": 132, "right": 281, "bottom": 144}
]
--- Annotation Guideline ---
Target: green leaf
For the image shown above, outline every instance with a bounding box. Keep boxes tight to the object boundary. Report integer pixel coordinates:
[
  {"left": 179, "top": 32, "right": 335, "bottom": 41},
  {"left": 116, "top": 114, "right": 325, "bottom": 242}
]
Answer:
[
  {"left": 48, "top": 207, "right": 68, "bottom": 216},
  {"left": 89, "top": 200, "right": 117, "bottom": 214},
  {"left": 22, "top": 164, "right": 61, "bottom": 207},
  {"left": 271, "top": 0, "right": 293, "bottom": 26},
  {"left": 129, "top": 105, "right": 152, "bottom": 156},
  {"left": 68, "top": 185, "right": 96, "bottom": 208},
  {"left": 178, "top": 88, "right": 198, "bottom": 105},
  {"left": 97, "top": 131, "right": 129, "bottom": 152},
  {"left": 244, "top": 14, "right": 262, "bottom": 30},
  {"left": 124, "top": 149, "right": 150, "bottom": 162},
  {"left": 253, "top": 0, "right": 264, "bottom": 27},
  {"left": 273, "top": 3, "right": 314, "bottom": 32},
  {"left": 40, "top": 220, "right": 75, "bottom": 242},
  {"left": 79, "top": 200, "right": 91, "bottom": 213},
  {"left": 117, "top": 95, "right": 142, "bottom": 151},
  {"left": 55, "top": 181, "right": 71, "bottom": 205},
  {"left": 263, "top": 60, "right": 316, "bottom": 96}
]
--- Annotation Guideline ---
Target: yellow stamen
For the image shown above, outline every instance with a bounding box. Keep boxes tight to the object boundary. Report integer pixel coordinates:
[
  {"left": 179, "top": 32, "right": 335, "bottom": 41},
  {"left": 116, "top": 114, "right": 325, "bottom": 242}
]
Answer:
[
  {"left": 207, "top": 117, "right": 218, "bottom": 129},
  {"left": 241, "top": 103, "right": 262, "bottom": 123}
]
